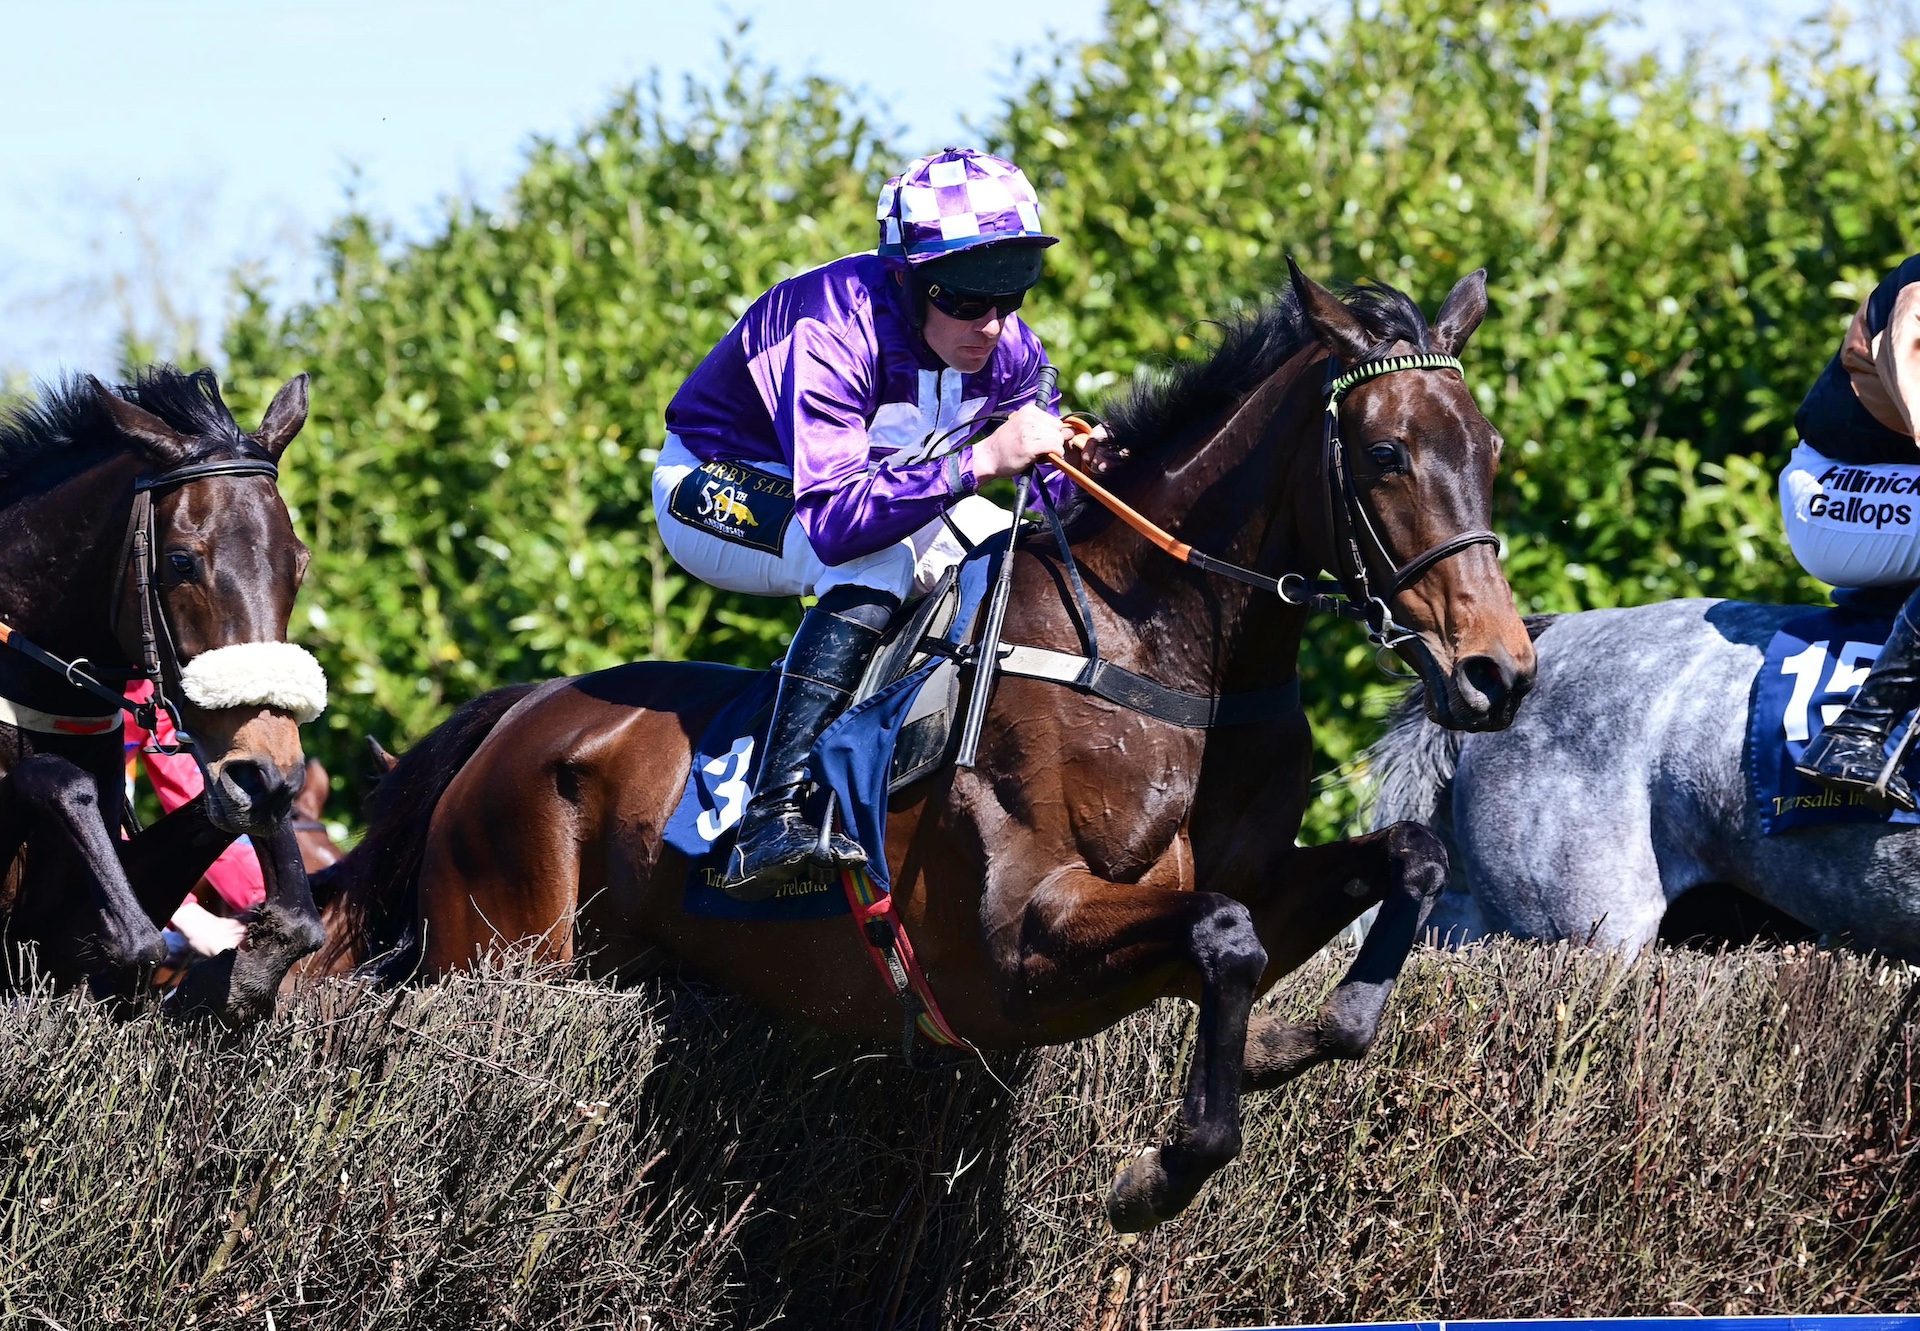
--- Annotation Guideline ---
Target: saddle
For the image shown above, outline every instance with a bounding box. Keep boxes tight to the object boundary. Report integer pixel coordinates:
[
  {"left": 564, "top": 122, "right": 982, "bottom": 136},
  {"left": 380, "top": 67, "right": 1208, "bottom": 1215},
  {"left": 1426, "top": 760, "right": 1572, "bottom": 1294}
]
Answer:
[
  {"left": 667, "top": 524, "right": 1305, "bottom": 915},
  {"left": 855, "top": 564, "right": 977, "bottom": 793}
]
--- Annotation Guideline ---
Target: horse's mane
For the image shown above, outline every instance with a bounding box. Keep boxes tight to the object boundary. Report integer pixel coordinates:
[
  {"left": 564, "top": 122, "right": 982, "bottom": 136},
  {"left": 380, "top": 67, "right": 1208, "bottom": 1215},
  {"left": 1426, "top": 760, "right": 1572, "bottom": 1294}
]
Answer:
[
  {"left": 0, "top": 366, "right": 248, "bottom": 495},
  {"left": 1090, "top": 278, "right": 1434, "bottom": 484}
]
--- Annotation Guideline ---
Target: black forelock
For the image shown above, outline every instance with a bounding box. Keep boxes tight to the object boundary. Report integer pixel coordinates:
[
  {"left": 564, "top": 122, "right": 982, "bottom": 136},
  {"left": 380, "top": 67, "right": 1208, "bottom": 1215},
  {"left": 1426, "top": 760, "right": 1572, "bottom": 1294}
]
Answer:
[
  {"left": 1338, "top": 280, "right": 1434, "bottom": 354},
  {"left": 119, "top": 365, "right": 248, "bottom": 447},
  {"left": 0, "top": 365, "right": 249, "bottom": 496}
]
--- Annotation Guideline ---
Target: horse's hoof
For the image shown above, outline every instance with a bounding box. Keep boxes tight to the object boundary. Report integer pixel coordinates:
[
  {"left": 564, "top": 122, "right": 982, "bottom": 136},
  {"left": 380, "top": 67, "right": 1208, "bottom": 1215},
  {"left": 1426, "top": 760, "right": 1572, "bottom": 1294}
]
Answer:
[{"left": 1106, "top": 1148, "right": 1168, "bottom": 1233}]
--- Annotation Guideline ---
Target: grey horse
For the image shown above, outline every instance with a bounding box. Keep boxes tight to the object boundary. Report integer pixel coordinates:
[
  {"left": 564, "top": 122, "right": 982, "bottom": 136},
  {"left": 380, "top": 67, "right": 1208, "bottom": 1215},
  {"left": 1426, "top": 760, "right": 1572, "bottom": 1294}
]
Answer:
[{"left": 1365, "top": 597, "right": 1920, "bottom": 960}]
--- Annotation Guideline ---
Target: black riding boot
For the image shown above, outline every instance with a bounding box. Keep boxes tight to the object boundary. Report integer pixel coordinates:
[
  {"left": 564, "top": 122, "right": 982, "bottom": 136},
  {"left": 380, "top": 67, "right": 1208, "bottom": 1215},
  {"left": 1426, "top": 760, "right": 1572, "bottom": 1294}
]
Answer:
[
  {"left": 1795, "top": 585, "right": 1920, "bottom": 812},
  {"left": 722, "top": 586, "right": 898, "bottom": 900}
]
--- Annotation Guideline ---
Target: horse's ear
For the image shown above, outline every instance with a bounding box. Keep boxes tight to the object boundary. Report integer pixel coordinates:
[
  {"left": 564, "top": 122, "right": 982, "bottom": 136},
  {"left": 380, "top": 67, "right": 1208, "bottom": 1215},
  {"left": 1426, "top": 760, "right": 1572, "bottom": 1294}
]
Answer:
[
  {"left": 1286, "top": 256, "right": 1374, "bottom": 362},
  {"left": 1432, "top": 269, "right": 1489, "bottom": 357},
  {"left": 255, "top": 373, "right": 309, "bottom": 458},
  {"left": 89, "top": 376, "right": 192, "bottom": 465},
  {"left": 367, "top": 735, "right": 398, "bottom": 776}
]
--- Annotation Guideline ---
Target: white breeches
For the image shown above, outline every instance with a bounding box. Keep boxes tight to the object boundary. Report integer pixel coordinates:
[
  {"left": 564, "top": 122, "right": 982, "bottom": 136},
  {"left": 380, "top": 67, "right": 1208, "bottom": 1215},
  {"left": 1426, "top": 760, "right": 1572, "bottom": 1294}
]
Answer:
[
  {"left": 650, "top": 433, "right": 1011, "bottom": 601},
  {"left": 1781, "top": 442, "right": 1920, "bottom": 588}
]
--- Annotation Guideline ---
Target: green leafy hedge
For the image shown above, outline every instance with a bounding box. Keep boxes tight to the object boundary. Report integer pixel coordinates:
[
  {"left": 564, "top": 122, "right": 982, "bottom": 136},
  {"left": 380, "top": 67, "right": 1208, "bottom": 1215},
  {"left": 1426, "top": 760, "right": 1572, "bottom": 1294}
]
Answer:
[{"left": 1, "top": 943, "right": 1913, "bottom": 1326}]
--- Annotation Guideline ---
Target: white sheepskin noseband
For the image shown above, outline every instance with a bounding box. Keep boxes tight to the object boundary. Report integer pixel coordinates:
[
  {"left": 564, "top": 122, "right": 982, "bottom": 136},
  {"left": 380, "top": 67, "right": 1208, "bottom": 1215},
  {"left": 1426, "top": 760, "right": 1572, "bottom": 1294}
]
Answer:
[{"left": 179, "top": 642, "right": 329, "bottom": 723}]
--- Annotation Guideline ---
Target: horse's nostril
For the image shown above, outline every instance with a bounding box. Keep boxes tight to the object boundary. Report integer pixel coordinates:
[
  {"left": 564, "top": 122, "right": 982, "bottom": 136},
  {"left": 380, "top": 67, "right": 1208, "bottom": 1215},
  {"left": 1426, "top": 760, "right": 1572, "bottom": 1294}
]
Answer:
[
  {"left": 224, "top": 758, "right": 298, "bottom": 818},
  {"left": 1456, "top": 654, "right": 1512, "bottom": 711}
]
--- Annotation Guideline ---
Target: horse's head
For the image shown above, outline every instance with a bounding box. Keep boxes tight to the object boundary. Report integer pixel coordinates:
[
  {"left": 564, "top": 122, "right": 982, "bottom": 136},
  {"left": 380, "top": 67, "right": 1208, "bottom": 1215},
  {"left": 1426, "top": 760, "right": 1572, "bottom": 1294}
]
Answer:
[
  {"left": 94, "top": 371, "right": 322, "bottom": 833},
  {"left": 1287, "top": 261, "right": 1535, "bottom": 731}
]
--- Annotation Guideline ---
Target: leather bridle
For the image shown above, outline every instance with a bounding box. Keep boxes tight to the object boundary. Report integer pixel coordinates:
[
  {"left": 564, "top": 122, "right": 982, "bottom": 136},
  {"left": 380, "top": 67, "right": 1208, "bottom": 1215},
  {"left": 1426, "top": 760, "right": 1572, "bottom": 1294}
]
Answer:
[
  {"left": 947, "top": 349, "right": 1510, "bottom": 747},
  {"left": 109, "top": 455, "right": 283, "bottom": 751},
  {"left": 1311, "top": 352, "right": 1502, "bottom": 647},
  {"left": 1042, "top": 350, "right": 1502, "bottom": 649},
  {"left": 0, "top": 454, "right": 283, "bottom": 751}
]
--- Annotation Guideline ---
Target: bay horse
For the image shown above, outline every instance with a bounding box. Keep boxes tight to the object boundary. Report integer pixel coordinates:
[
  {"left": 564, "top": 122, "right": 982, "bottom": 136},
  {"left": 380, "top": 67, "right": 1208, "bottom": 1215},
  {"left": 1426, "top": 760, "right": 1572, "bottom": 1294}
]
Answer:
[
  {"left": 321, "top": 262, "right": 1535, "bottom": 1228},
  {"left": 0, "top": 368, "right": 327, "bottom": 1021},
  {"left": 1368, "top": 598, "right": 1920, "bottom": 959}
]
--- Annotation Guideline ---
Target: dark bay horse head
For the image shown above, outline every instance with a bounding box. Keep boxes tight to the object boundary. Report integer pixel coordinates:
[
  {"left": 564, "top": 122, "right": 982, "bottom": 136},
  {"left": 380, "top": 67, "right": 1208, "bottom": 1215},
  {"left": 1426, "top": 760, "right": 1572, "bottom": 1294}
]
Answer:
[
  {"left": 0, "top": 368, "right": 321, "bottom": 833},
  {"left": 1286, "top": 260, "right": 1535, "bottom": 730},
  {"left": 102, "top": 371, "right": 319, "bottom": 831},
  {"left": 1082, "top": 262, "right": 1533, "bottom": 733}
]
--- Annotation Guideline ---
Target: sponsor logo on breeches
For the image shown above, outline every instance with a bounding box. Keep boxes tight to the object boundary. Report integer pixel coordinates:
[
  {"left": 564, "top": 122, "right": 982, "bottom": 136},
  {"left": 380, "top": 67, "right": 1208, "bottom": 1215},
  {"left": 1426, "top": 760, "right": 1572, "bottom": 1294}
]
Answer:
[
  {"left": 668, "top": 459, "right": 795, "bottom": 555},
  {"left": 1813, "top": 466, "right": 1920, "bottom": 529}
]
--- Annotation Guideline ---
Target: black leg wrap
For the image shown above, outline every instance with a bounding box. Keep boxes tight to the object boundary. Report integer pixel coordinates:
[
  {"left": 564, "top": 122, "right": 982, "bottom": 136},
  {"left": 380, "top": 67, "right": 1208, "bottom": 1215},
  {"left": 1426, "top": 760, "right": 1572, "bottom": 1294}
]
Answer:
[
  {"left": 721, "top": 586, "right": 898, "bottom": 900},
  {"left": 1796, "top": 585, "right": 1920, "bottom": 812}
]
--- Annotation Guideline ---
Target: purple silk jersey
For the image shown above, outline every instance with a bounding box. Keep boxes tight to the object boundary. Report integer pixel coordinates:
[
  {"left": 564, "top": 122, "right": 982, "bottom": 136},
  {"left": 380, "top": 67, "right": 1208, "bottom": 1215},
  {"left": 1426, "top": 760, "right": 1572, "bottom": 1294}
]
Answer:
[{"left": 665, "top": 252, "right": 1066, "bottom": 567}]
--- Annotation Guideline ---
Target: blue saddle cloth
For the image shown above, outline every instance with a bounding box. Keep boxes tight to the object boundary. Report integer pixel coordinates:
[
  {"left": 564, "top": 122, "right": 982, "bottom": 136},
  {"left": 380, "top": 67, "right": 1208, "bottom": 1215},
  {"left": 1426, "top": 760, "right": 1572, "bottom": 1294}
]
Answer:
[
  {"left": 662, "top": 540, "right": 999, "bottom": 918},
  {"left": 1749, "top": 603, "right": 1920, "bottom": 835}
]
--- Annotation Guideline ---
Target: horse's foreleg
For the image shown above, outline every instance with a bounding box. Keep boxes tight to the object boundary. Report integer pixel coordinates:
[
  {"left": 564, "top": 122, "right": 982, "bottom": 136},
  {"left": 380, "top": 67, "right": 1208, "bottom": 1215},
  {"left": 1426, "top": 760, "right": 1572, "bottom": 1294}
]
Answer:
[
  {"left": 1, "top": 754, "right": 166, "bottom": 970},
  {"left": 1241, "top": 820, "right": 1447, "bottom": 1092},
  {"left": 83, "top": 794, "right": 240, "bottom": 1001},
  {"left": 1014, "top": 872, "right": 1267, "bottom": 1232},
  {"left": 116, "top": 794, "right": 234, "bottom": 921},
  {"left": 171, "top": 817, "right": 325, "bottom": 1024}
]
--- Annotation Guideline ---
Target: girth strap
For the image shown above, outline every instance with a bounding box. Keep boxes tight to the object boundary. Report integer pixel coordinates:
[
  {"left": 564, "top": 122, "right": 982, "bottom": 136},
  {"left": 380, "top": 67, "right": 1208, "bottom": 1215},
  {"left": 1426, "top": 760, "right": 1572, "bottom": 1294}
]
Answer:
[{"left": 993, "top": 644, "right": 1302, "bottom": 728}]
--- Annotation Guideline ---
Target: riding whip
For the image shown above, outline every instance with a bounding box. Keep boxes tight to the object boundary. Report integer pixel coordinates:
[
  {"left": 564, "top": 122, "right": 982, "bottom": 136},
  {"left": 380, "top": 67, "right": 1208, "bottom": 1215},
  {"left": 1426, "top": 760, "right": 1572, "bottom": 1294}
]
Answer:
[{"left": 955, "top": 366, "right": 1057, "bottom": 768}]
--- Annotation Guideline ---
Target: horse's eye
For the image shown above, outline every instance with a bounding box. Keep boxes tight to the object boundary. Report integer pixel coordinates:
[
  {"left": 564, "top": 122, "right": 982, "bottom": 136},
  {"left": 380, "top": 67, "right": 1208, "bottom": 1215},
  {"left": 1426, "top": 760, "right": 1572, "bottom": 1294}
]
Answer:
[
  {"left": 166, "top": 551, "right": 199, "bottom": 579},
  {"left": 1368, "top": 443, "right": 1407, "bottom": 472}
]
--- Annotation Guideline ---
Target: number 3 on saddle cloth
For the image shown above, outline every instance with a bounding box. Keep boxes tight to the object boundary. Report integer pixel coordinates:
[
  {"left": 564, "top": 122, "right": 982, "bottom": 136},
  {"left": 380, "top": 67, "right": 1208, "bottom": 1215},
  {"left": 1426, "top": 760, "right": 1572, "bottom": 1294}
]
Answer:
[
  {"left": 1751, "top": 597, "right": 1920, "bottom": 834},
  {"left": 662, "top": 542, "right": 1000, "bottom": 919}
]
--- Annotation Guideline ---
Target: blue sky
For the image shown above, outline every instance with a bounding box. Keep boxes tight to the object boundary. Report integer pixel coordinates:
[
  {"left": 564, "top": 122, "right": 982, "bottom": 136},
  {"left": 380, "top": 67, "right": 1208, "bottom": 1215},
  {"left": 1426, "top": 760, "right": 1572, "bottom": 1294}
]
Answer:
[{"left": 0, "top": 0, "right": 1880, "bottom": 375}]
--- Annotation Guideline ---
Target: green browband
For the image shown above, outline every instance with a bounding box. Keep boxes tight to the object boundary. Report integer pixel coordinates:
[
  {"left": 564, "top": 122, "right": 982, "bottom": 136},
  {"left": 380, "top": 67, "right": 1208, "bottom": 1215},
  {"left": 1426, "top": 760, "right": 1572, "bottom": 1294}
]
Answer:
[{"left": 1327, "top": 352, "right": 1464, "bottom": 412}]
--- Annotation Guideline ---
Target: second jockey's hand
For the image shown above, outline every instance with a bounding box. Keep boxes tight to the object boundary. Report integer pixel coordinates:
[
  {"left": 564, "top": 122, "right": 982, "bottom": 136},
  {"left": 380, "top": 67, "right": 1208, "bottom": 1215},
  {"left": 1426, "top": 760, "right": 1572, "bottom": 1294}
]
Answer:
[{"left": 971, "top": 405, "right": 1084, "bottom": 481}]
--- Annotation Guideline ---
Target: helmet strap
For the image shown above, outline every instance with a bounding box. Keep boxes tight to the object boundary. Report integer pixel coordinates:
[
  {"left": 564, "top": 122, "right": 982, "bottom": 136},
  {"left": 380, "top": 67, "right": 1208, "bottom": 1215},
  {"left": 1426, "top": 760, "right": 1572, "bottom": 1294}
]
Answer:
[{"left": 895, "top": 269, "right": 934, "bottom": 348}]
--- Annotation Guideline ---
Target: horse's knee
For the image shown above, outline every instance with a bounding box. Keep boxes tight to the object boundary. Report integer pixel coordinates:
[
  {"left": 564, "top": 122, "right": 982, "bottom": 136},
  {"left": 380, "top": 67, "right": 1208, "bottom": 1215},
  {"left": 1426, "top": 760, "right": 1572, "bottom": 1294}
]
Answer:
[
  {"left": 1192, "top": 901, "right": 1266, "bottom": 991},
  {"left": 1383, "top": 820, "right": 1449, "bottom": 902},
  {"left": 10, "top": 755, "right": 96, "bottom": 814}
]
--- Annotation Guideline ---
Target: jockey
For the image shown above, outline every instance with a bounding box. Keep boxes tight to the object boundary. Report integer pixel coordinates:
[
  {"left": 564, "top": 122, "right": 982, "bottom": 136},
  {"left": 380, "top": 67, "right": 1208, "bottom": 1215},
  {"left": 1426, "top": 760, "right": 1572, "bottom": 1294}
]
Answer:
[
  {"left": 1785, "top": 252, "right": 1920, "bottom": 808},
  {"left": 654, "top": 147, "right": 1093, "bottom": 899}
]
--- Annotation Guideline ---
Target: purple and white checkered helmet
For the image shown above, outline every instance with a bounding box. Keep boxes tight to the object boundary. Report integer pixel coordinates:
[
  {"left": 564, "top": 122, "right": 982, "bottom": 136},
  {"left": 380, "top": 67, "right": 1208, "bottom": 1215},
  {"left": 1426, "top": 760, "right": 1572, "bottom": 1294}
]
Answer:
[{"left": 875, "top": 147, "right": 1058, "bottom": 264}]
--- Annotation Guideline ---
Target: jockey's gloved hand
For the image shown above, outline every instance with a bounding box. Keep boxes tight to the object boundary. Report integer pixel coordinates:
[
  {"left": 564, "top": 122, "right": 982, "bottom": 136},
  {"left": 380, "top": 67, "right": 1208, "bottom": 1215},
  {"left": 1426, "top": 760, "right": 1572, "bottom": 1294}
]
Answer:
[
  {"left": 972, "top": 405, "right": 1082, "bottom": 480},
  {"left": 168, "top": 898, "right": 247, "bottom": 958}
]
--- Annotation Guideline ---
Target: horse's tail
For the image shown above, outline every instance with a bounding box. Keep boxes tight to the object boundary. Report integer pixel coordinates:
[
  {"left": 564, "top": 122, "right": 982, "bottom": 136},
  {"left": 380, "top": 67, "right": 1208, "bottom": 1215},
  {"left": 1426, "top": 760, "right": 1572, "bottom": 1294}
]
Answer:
[
  {"left": 1365, "top": 690, "right": 1466, "bottom": 842},
  {"left": 1365, "top": 613, "right": 1559, "bottom": 845},
  {"left": 312, "top": 682, "right": 540, "bottom": 981}
]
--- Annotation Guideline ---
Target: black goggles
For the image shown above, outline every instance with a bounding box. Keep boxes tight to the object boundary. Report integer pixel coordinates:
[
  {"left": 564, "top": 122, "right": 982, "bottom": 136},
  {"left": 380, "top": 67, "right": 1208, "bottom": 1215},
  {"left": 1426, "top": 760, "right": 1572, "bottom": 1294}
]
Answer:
[{"left": 921, "top": 279, "right": 1027, "bottom": 321}]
